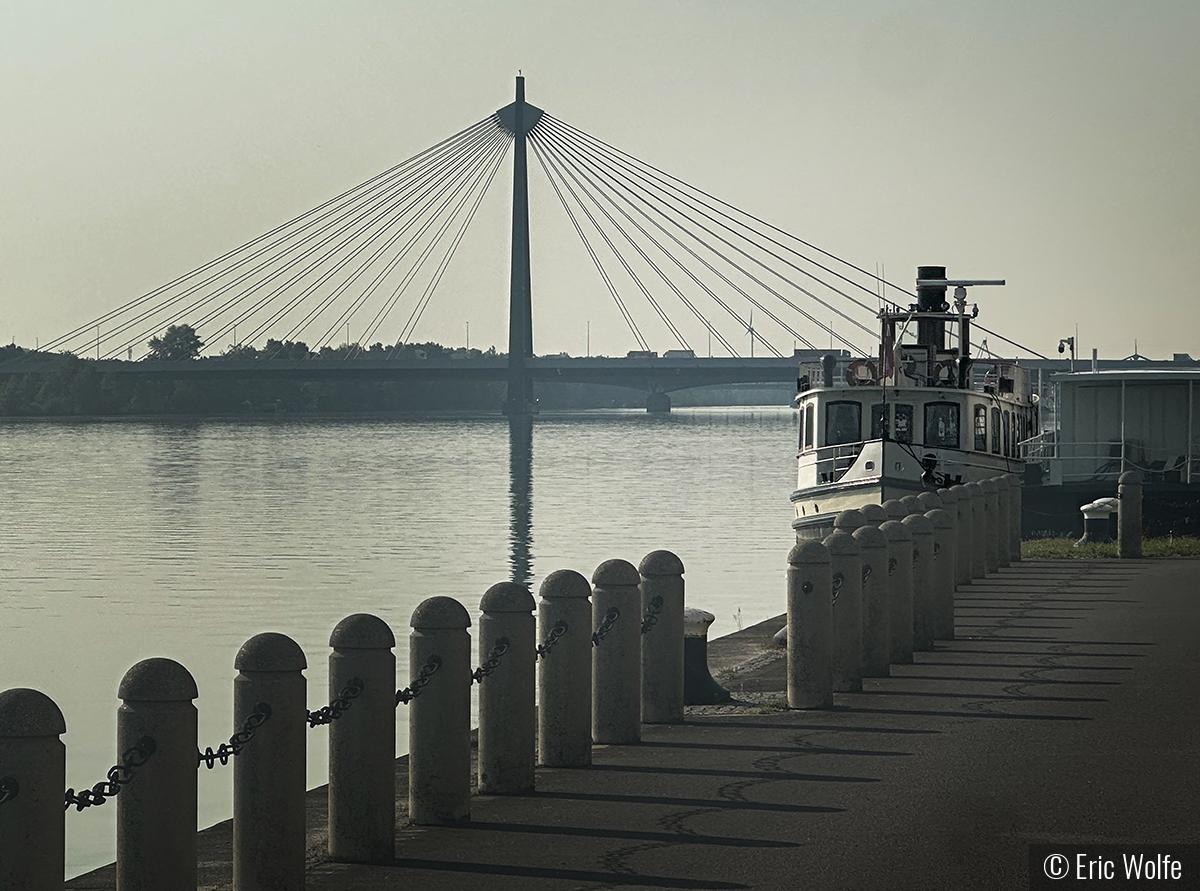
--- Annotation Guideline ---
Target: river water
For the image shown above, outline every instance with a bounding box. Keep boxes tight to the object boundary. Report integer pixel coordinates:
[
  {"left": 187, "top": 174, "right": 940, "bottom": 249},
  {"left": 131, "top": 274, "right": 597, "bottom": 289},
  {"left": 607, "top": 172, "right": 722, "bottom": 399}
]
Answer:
[{"left": 0, "top": 408, "right": 798, "bottom": 877}]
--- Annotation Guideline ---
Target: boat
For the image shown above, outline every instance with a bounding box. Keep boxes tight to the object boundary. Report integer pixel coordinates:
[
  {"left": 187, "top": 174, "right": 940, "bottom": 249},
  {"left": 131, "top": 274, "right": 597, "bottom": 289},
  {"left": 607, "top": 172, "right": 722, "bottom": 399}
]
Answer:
[{"left": 791, "top": 266, "right": 1033, "bottom": 539}]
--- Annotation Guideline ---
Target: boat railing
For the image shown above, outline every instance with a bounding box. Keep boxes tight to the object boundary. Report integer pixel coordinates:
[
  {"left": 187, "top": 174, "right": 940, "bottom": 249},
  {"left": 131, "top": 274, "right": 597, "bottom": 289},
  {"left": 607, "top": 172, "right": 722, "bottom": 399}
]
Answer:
[
  {"left": 1020, "top": 435, "right": 1195, "bottom": 484},
  {"left": 815, "top": 441, "right": 867, "bottom": 483}
]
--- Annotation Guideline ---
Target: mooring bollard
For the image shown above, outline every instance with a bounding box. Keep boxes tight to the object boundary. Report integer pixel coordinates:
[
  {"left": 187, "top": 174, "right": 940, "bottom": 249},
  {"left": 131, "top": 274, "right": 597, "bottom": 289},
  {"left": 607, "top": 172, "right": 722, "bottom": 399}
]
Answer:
[
  {"left": 591, "top": 559, "right": 642, "bottom": 745},
  {"left": 233, "top": 633, "right": 306, "bottom": 890},
  {"left": 683, "top": 609, "right": 731, "bottom": 704},
  {"left": 0, "top": 688, "right": 65, "bottom": 891},
  {"left": 879, "top": 519, "right": 914, "bottom": 665},
  {"left": 1006, "top": 473, "right": 1023, "bottom": 562},
  {"left": 639, "top": 550, "right": 685, "bottom": 725},
  {"left": 1118, "top": 470, "right": 1143, "bottom": 558},
  {"left": 859, "top": 503, "right": 887, "bottom": 527},
  {"left": 478, "top": 582, "right": 536, "bottom": 795},
  {"left": 939, "top": 487, "right": 971, "bottom": 588},
  {"left": 824, "top": 522, "right": 863, "bottom": 693},
  {"left": 117, "top": 657, "right": 198, "bottom": 891},
  {"left": 538, "top": 570, "right": 593, "bottom": 766},
  {"left": 409, "top": 596, "right": 471, "bottom": 824},
  {"left": 995, "top": 479, "right": 1012, "bottom": 569},
  {"left": 328, "top": 614, "right": 395, "bottom": 862},
  {"left": 902, "top": 513, "right": 935, "bottom": 652},
  {"left": 852, "top": 523, "right": 890, "bottom": 678},
  {"left": 965, "top": 482, "right": 987, "bottom": 579},
  {"left": 981, "top": 478, "right": 1001, "bottom": 574},
  {"left": 786, "top": 540, "right": 833, "bottom": 709},
  {"left": 926, "top": 508, "right": 956, "bottom": 640}
]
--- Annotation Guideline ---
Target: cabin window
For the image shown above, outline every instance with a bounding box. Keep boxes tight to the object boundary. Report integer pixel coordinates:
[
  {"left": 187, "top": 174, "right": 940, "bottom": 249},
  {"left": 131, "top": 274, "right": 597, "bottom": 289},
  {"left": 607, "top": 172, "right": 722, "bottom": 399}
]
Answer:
[
  {"left": 991, "top": 408, "right": 1001, "bottom": 454},
  {"left": 893, "top": 404, "right": 914, "bottom": 444},
  {"left": 870, "top": 403, "right": 889, "bottom": 440},
  {"left": 1003, "top": 411, "right": 1012, "bottom": 457},
  {"left": 973, "top": 405, "right": 988, "bottom": 451},
  {"left": 825, "top": 401, "right": 862, "bottom": 446},
  {"left": 803, "top": 404, "right": 814, "bottom": 450},
  {"left": 924, "top": 402, "right": 960, "bottom": 448}
]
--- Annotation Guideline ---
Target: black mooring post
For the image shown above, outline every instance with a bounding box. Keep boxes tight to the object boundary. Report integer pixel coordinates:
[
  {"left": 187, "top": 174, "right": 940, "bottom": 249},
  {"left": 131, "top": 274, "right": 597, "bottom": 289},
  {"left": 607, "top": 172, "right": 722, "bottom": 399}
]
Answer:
[{"left": 504, "top": 75, "right": 537, "bottom": 415}]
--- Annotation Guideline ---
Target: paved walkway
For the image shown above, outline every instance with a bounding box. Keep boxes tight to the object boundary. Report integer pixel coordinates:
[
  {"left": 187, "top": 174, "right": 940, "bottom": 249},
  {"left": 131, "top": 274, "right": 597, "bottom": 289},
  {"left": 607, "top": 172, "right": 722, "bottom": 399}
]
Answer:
[{"left": 69, "top": 558, "right": 1200, "bottom": 890}]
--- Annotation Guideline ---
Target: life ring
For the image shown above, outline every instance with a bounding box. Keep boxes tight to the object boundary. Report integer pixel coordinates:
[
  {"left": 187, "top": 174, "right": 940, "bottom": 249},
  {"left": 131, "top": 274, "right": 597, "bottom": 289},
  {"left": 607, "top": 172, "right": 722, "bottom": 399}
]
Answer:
[
  {"left": 844, "top": 358, "right": 878, "bottom": 386},
  {"left": 932, "top": 358, "right": 957, "bottom": 386}
]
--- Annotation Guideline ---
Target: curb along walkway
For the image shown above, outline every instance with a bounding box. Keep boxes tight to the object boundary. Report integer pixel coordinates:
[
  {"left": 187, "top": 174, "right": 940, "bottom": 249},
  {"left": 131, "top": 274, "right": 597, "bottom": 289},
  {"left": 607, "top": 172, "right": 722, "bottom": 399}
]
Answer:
[{"left": 68, "top": 558, "right": 1200, "bottom": 891}]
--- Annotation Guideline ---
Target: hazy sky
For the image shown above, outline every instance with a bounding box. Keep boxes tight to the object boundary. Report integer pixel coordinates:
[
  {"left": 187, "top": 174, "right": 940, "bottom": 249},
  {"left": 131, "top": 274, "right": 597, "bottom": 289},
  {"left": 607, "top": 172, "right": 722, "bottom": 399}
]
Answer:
[{"left": 3, "top": 1, "right": 1198, "bottom": 360}]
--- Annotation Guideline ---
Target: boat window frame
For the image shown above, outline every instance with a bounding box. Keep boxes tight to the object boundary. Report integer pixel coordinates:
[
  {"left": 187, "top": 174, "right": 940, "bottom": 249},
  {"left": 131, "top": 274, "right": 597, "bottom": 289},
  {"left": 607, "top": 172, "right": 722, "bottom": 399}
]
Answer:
[
  {"left": 824, "top": 400, "right": 863, "bottom": 447},
  {"left": 870, "top": 403, "right": 889, "bottom": 440},
  {"left": 973, "top": 404, "right": 988, "bottom": 451},
  {"left": 1003, "top": 410, "right": 1012, "bottom": 457},
  {"left": 924, "top": 401, "right": 961, "bottom": 449},
  {"left": 991, "top": 407, "right": 1001, "bottom": 454},
  {"left": 893, "top": 403, "right": 914, "bottom": 444},
  {"left": 803, "top": 403, "right": 814, "bottom": 451}
]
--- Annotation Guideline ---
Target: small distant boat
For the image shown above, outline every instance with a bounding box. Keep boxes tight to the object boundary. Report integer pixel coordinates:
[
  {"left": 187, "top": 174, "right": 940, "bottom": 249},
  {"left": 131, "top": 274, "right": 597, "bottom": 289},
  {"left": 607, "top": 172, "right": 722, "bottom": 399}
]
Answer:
[{"left": 791, "top": 266, "right": 1030, "bottom": 538}]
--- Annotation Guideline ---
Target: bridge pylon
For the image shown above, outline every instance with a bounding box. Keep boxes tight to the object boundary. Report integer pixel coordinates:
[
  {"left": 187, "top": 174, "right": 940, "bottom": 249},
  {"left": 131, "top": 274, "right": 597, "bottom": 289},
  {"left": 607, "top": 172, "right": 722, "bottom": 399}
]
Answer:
[{"left": 497, "top": 75, "right": 543, "bottom": 416}]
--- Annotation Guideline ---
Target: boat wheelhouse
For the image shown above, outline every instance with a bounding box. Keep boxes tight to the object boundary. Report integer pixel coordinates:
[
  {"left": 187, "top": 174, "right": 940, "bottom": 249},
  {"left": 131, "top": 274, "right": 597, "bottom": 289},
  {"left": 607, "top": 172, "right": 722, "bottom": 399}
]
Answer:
[{"left": 791, "top": 266, "right": 1032, "bottom": 539}]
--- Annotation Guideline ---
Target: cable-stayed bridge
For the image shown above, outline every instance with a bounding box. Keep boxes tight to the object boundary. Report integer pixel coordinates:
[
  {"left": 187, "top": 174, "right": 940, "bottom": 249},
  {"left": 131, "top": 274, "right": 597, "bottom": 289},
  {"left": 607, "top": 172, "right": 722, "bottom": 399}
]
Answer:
[{"left": 2, "top": 78, "right": 1033, "bottom": 412}]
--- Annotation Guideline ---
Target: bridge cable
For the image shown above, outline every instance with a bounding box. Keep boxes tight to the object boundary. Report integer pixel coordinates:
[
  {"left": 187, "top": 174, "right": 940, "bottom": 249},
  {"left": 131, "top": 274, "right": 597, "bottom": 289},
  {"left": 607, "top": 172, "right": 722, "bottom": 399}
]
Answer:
[
  {"left": 533, "top": 125, "right": 746, "bottom": 357},
  {"left": 540, "top": 115, "right": 877, "bottom": 349},
  {"left": 40, "top": 116, "right": 500, "bottom": 357},
  {"left": 539, "top": 117, "right": 870, "bottom": 354}
]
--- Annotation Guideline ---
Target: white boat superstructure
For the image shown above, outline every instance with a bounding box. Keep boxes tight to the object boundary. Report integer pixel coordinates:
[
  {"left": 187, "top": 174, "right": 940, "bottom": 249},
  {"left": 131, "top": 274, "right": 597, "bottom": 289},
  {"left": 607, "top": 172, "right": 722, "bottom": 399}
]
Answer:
[{"left": 791, "top": 266, "right": 1032, "bottom": 538}]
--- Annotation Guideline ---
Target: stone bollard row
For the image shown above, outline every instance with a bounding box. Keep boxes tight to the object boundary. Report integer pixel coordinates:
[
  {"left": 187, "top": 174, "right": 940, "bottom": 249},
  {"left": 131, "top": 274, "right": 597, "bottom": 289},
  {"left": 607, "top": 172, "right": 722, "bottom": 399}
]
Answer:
[
  {"left": 880, "top": 510, "right": 914, "bottom": 665},
  {"left": 640, "top": 550, "right": 686, "bottom": 725},
  {"left": 825, "top": 518, "right": 863, "bottom": 694},
  {"left": 592, "top": 560, "right": 643, "bottom": 745},
  {"left": 786, "top": 540, "right": 833, "bottom": 708},
  {"left": 477, "top": 583, "right": 536, "bottom": 796}
]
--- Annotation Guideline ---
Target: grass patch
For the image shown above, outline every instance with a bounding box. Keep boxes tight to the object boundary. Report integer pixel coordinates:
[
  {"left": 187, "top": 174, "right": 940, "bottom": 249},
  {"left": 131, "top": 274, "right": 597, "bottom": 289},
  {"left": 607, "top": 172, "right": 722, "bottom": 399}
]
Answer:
[{"left": 1021, "top": 536, "right": 1200, "bottom": 558}]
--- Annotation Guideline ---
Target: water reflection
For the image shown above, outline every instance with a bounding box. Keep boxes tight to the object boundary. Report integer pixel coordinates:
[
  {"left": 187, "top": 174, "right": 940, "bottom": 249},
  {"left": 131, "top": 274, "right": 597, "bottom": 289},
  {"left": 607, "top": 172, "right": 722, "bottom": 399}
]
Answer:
[{"left": 508, "top": 415, "right": 534, "bottom": 586}]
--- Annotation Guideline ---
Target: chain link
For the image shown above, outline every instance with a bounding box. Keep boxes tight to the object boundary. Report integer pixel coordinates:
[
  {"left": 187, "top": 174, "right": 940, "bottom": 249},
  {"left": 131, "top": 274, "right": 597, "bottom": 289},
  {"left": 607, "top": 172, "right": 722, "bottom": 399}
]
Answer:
[
  {"left": 536, "top": 619, "right": 569, "bottom": 660},
  {"left": 198, "top": 702, "right": 272, "bottom": 769},
  {"left": 65, "top": 736, "right": 156, "bottom": 811},
  {"left": 472, "top": 638, "right": 511, "bottom": 684},
  {"left": 0, "top": 776, "right": 18, "bottom": 806},
  {"left": 591, "top": 606, "right": 620, "bottom": 646},
  {"left": 307, "top": 677, "right": 365, "bottom": 728},
  {"left": 641, "top": 595, "right": 664, "bottom": 634},
  {"left": 396, "top": 654, "right": 442, "bottom": 705}
]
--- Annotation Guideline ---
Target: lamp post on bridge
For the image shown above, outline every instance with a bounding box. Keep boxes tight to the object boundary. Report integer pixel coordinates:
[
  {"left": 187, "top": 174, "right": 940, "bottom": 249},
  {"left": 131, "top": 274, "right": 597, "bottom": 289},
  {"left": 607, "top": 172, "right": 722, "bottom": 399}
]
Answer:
[{"left": 497, "top": 75, "right": 544, "bottom": 416}]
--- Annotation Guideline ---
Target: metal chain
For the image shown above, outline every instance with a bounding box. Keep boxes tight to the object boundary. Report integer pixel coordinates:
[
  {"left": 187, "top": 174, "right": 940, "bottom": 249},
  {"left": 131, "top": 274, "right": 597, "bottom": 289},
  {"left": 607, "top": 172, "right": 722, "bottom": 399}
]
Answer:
[
  {"left": 0, "top": 776, "right": 18, "bottom": 806},
  {"left": 198, "top": 702, "right": 272, "bottom": 769},
  {"left": 396, "top": 654, "right": 442, "bottom": 705},
  {"left": 65, "top": 736, "right": 156, "bottom": 811},
  {"left": 591, "top": 606, "right": 620, "bottom": 646},
  {"left": 536, "top": 619, "right": 570, "bottom": 660},
  {"left": 641, "top": 595, "right": 664, "bottom": 634},
  {"left": 831, "top": 571, "right": 844, "bottom": 604},
  {"left": 307, "top": 677, "right": 365, "bottom": 727},
  {"left": 472, "top": 638, "right": 510, "bottom": 684}
]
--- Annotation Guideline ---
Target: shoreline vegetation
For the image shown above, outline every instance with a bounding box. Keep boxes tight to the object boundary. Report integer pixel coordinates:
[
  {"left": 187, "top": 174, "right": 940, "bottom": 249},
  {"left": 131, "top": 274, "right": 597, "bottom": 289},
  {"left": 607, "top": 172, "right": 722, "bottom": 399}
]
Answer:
[{"left": 1021, "top": 537, "right": 1200, "bottom": 558}]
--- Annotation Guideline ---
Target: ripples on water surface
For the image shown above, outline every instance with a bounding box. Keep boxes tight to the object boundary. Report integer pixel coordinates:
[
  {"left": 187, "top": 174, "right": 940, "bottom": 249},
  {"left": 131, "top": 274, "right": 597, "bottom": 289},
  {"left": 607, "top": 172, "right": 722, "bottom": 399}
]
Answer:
[{"left": 0, "top": 408, "right": 797, "bottom": 877}]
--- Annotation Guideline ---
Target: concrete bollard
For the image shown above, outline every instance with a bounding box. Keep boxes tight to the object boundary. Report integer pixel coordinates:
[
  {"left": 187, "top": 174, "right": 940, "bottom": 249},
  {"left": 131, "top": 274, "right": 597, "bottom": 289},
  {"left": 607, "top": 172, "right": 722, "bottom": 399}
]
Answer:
[
  {"left": 117, "top": 658, "right": 198, "bottom": 891},
  {"left": 233, "top": 633, "right": 306, "bottom": 890},
  {"left": 965, "top": 482, "right": 987, "bottom": 579},
  {"left": 478, "top": 582, "right": 536, "bottom": 795},
  {"left": 981, "top": 478, "right": 1001, "bottom": 574},
  {"left": 941, "top": 486, "right": 971, "bottom": 587},
  {"left": 852, "top": 524, "right": 891, "bottom": 678},
  {"left": 538, "top": 570, "right": 593, "bottom": 766},
  {"left": 859, "top": 503, "right": 887, "bottom": 527},
  {"left": 0, "top": 688, "right": 66, "bottom": 891},
  {"left": 995, "top": 479, "right": 1012, "bottom": 568},
  {"left": 683, "top": 609, "right": 731, "bottom": 704},
  {"left": 902, "top": 513, "right": 936, "bottom": 652},
  {"left": 882, "top": 499, "right": 908, "bottom": 523},
  {"left": 917, "top": 491, "right": 944, "bottom": 512},
  {"left": 409, "top": 597, "right": 471, "bottom": 824},
  {"left": 899, "top": 494, "right": 925, "bottom": 516},
  {"left": 639, "top": 550, "right": 685, "bottom": 725},
  {"left": 824, "top": 523, "right": 863, "bottom": 693},
  {"left": 926, "top": 509, "right": 956, "bottom": 640},
  {"left": 786, "top": 540, "right": 833, "bottom": 709},
  {"left": 880, "top": 519, "right": 914, "bottom": 665},
  {"left": 1006, "top": 473, "right": 1023, "bottom": 562},
  {"left": 1118, "top": 470, "right": 1143, "bottom": 558},
  {"left": 328, "top": 614, "right": 396, "bottom": 862},
  {"left": 591, "top": 559, "right": 642, "bottom": 745}
]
